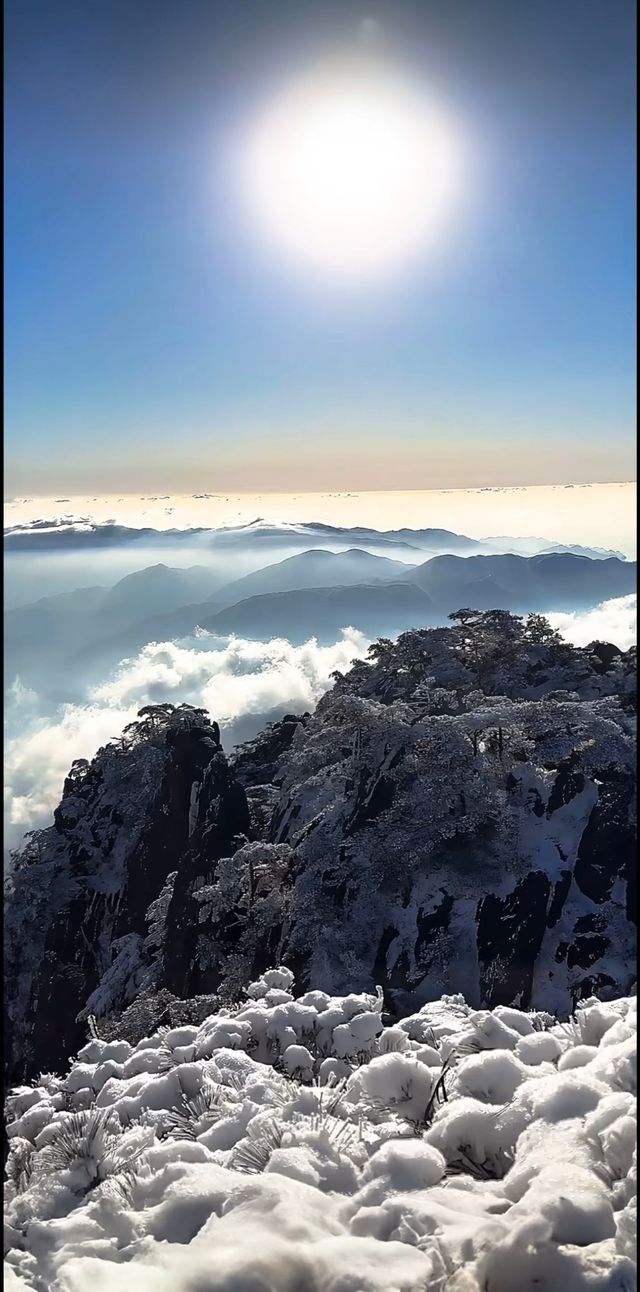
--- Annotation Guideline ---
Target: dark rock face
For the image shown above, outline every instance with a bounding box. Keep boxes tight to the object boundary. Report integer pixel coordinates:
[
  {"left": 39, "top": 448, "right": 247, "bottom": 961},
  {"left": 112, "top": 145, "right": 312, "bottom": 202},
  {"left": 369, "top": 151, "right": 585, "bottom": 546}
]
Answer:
[
  {"left": 586, "top": 640, "right": 623, "bottom": 674},
  {"left": 160, "top": 753, "right": 252, "bottom": 999},
  {"left": 477, "top": 873, "right": 551, "bottom": 1007},
  {"left": 231, "top": 714, "right": 307, "bottom": 788},
  {"left": 156, "top": 840, "right": 298, "bottom": 1003},
  {"left": 4, "top": 706, "right": 249, "bottom": 1086},
  {"left": 574, "top": 771, "right": 636, "bottom": 909},
  {"left": 4, "top": 621, "right": 637, "bottom": 1083}
]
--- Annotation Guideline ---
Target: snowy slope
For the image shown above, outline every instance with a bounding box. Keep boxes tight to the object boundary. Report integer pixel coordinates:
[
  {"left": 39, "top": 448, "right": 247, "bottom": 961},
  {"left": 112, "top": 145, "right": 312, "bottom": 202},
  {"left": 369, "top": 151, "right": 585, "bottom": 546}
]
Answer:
[{"left": 4, "top": 969, "right": 636, "bottom": 1292}]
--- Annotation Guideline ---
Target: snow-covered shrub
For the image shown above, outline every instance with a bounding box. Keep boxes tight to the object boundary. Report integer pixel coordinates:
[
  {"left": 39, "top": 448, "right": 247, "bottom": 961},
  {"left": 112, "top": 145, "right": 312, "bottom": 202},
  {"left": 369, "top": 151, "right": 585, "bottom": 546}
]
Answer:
[{"left": 3, "top": 971, "right": 636, "bottom": 1292}]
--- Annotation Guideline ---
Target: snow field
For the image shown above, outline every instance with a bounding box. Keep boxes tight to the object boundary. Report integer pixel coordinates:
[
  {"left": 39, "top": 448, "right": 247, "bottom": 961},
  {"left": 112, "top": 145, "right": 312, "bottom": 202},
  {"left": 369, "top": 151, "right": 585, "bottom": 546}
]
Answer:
[{"left": 4, "top": 970, "right": 636, "bottom": 1291}]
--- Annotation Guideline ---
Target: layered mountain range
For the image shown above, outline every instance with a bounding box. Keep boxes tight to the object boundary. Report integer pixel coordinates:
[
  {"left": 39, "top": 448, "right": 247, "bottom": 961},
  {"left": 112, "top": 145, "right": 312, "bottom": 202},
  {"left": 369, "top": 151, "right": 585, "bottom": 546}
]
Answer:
[
  {"left": 5, "top": 612, "right": 636, "bottom": 1087},
  {"left": 4, "top": 515, "right": 627, "bottom": 558},
  {"left": 5, "top": 541, "right": 636, "bottom": 693}
]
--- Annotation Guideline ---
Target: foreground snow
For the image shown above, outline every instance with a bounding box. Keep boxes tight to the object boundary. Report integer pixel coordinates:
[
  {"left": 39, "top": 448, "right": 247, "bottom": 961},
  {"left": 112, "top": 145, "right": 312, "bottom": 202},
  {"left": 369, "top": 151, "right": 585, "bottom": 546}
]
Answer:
[{"left": 4, "top": 971, "right": 636, "bottom": 1291}]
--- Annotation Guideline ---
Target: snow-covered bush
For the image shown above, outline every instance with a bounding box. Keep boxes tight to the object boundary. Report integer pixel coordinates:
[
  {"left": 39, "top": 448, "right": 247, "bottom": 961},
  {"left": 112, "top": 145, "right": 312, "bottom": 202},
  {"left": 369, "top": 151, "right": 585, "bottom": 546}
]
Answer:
[{"left": 4, "top": 973, "right": 636, "bottom": 1291}]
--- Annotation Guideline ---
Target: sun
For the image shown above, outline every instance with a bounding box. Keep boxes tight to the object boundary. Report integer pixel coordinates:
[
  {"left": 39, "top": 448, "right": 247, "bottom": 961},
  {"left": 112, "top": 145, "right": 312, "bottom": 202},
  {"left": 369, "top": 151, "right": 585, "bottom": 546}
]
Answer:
[{"left": 241, "top": 62, "right": 462, "bottom": 283}]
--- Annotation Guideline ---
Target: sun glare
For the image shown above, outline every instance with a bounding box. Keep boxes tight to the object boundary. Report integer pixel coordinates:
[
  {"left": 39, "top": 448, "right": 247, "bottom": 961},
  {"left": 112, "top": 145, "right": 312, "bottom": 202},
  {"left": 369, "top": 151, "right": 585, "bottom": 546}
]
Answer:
[{"left": 242, "top": 62, "right": 463, "bottom": 282}]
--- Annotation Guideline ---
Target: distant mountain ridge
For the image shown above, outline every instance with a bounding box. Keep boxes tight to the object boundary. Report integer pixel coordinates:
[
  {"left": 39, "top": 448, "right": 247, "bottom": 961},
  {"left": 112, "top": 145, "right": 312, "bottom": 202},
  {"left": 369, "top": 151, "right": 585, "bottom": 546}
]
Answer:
[
  {"left": 4, "top": 516, "right": 626, "bottom": 561},
  {"left": 4, "top": 549, "right": 636, "bottom": 692},
  {"left": 213, "top": 547, "right": 411, "bottom": 602},
  {"left": 4, "top": 564, "right": 220, "bottom": 692},
  {"left": 403, "top": 551, "right": 634, "bottom": 602}
]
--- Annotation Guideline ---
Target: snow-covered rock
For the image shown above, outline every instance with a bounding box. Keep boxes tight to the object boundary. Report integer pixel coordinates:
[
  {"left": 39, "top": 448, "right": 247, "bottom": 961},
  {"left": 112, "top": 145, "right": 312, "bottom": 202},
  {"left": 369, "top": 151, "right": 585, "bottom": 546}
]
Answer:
[{"left": 4, "top": 620, "right": 636, "bottom": 1091}]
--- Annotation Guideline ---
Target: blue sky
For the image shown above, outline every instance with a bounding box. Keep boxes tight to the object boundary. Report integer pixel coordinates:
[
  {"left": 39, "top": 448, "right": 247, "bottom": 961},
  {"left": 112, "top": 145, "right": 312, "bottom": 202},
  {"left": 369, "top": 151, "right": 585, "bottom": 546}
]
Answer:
[{"left": 4, "top": 0, "right": 636, "bottom": 494}]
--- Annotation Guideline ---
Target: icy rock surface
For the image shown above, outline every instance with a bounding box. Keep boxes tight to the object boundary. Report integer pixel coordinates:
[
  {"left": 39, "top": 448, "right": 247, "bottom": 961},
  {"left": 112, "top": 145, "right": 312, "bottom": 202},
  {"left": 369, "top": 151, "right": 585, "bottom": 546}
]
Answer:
[{"left": 4, "top": 971, "right": 636, "bottom": 1291}]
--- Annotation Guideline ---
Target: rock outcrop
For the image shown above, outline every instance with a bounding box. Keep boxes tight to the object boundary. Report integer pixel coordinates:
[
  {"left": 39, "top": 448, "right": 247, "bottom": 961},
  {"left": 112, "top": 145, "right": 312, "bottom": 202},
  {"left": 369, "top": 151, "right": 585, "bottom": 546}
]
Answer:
[
  {"left": 3, "top": 705, "right": 250, "bottom": 1084},
  {"left": 4, "top": 617, "right": 636, "bottom": 1084}
]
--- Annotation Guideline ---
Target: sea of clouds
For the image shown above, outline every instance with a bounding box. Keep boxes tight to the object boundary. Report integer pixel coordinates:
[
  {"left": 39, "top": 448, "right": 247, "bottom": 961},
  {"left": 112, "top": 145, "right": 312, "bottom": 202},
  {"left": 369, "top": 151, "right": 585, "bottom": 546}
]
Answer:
[
  {"left": 3, "top": 628, "right": 369, "bottom": 854},
  {"left": 4, "top": 595, "right": 636, "bottom": 856},
  {"left": 546, "top": 594, "right": 637, "bottom": 651}
]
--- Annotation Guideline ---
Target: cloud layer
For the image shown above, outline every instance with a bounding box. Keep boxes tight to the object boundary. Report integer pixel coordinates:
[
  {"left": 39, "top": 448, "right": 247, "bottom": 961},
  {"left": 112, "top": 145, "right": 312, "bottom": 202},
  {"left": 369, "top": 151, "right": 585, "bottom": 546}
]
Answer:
[
  {"left": 546, "top": 594, "right": 636, "bottom": 651},
  {"left": 4, "top": 596, "right": 636, "bottom": 857},
  {"left": 4, "top": 629, "right": 369, "bottom": 853}
]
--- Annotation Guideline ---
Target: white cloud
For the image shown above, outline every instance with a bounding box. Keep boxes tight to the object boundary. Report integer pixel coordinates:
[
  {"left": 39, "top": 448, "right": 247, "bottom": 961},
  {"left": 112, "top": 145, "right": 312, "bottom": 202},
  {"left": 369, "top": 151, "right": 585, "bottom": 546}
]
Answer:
[
  {"left": 546, "top": 595, "right": 636, "bottom": 651},
  {"left": 4, "top": 629, "right": 369, "bottom": 853},
  {"left": 4, "top": 697, "right": 132, "bottom": 849},
  {"left": 95, "top": 628, "right": 367, "bottom": 716},
  {"left": 5, "top": 600, "right": 635, "bottom": 857}
]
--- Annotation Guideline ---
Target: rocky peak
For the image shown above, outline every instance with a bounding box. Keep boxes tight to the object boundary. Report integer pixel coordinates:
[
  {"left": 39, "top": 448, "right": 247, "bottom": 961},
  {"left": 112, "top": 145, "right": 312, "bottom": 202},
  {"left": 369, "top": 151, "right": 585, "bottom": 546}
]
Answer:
[
  {"left": 3, "top": 703, "right": 249, "bottom": 1085},
  {"left": 4, "top": 618, "right": 637, "bottom": 1086}
]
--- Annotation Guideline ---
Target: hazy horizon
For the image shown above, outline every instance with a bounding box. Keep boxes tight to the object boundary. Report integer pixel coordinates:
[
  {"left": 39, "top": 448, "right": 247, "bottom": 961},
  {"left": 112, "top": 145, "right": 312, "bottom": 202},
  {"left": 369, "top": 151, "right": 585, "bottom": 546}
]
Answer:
[
  {"left": 5, "top": 481, "right": 637, "bottom": 559},
  {"left": 5, "top": 449, "right": 637, "bottom": 501}
]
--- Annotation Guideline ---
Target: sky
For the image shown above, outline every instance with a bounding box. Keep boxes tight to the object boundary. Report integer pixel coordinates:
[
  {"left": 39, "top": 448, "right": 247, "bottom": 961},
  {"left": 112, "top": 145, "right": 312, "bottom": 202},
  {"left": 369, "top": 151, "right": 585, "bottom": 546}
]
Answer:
[{"left": 4, "top": 0, "right": 637, "bottom": 496}]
